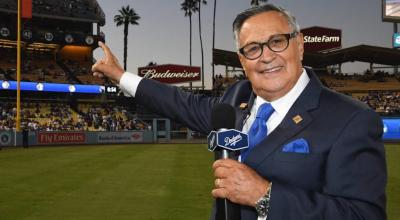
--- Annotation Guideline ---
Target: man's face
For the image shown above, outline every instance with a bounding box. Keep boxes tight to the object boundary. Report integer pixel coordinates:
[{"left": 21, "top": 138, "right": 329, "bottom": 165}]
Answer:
[{"left": 237, "top": 11, "right": 304, "bottom": 101}]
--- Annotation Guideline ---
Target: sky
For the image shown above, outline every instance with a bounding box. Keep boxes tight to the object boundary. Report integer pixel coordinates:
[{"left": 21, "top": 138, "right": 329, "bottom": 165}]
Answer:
[{"left": 93, "top": 0, "right": 395, "bottom": 89}]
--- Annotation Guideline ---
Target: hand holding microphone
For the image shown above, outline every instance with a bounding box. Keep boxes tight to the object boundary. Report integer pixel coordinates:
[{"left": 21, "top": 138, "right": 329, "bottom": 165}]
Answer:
[
  {"left": 208, "top": 103, "right": 245, "bottom": 220},
  {"left": 208, "top": 104, "right": 271, "bottom": 219}
]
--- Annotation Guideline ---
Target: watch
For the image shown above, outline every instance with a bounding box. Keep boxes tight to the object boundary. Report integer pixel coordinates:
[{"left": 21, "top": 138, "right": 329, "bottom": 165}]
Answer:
[{"left": 255, "top": 183, "right": 272, "bottom": 218}]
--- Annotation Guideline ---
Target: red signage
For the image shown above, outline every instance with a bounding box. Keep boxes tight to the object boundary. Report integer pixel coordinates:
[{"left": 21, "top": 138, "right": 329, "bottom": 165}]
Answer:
[
  {"left": 22, "top": 0, "right": 33, "bottom": 19},
  {"left": 38, "top": 132, "right": 86, "bottom": 144},
  {"left": 301, "top": 26, "right": 342, "bottom": 52},
  {"left": 138, "top": 64, "right": 200, "bottom": 83}
]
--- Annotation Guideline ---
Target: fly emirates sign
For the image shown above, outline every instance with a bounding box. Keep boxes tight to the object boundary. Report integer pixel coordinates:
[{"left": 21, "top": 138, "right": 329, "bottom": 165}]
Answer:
[
  {"left": 138, "top": 64, "right": 201, "bottom": 84},
  {"left": 301, "top": 26, "right": 342, "bottom": 52}
]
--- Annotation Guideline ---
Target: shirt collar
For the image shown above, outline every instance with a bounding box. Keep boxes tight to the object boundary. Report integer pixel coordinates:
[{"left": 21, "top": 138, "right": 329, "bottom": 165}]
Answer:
[{"left": 253, "top": 68, "right": 310, "bottom": 117}]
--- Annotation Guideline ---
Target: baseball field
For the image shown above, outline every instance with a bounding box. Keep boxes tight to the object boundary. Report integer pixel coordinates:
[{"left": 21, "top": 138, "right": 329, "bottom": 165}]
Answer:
[{"left": 0, "top": 143, "right": 398, "bottom": 220}]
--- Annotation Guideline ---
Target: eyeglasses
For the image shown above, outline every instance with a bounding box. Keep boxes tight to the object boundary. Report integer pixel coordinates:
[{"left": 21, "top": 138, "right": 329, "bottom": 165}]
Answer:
[{"left": 239, "top": 32, "right": 298, "bottom": 60}]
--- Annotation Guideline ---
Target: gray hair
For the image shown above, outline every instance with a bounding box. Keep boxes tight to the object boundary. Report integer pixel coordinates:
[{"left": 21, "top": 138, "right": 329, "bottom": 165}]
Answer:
[{"left": 232, "top": 4, "right": 300, "bottom": 50}]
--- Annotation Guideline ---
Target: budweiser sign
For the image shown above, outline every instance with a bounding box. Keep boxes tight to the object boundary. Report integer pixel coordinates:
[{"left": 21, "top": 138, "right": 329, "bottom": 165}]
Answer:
[{"left": 138, "top": 64, "right": 200, "bottom": 83}]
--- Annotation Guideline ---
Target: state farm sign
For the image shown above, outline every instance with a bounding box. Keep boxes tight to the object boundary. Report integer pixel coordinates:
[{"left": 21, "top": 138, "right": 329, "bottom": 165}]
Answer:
[
  {"left": 138, "top": 64, "right": 200, "bottom": 83},
  {"left": 301, "top": 26, "right": 342, "bottom": 52}
]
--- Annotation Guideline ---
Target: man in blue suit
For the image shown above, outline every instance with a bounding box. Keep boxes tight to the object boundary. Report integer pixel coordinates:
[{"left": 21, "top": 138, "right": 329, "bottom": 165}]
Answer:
[{"left": 92, "top": 4, "right": 386, "bottom": 220}]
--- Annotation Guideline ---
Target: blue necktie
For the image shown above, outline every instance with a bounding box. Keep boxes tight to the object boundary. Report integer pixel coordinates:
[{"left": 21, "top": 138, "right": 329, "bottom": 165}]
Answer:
[{"left": 241, "top": 103, "right": 274, "bottom": 161}]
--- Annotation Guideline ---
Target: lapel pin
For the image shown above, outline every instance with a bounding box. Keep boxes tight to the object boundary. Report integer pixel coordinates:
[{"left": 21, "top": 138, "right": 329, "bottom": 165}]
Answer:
[
  {"left": 292, "top": 115, "right": 303, "bottom": 124},
  {"left": 239, "top": 103, "right": 248, "bottom": 109}
]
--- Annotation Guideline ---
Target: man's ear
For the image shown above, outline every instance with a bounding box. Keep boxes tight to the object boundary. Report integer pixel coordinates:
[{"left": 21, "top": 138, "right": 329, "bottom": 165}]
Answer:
[{"left": 296, "top": 32, "right": 304, "bottom": 61}]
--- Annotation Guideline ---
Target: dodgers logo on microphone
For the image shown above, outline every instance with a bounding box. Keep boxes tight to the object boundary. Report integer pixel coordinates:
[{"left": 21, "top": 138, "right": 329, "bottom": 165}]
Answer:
[{"left": 208, "top": 129, "right": 249, "bottom": 152}]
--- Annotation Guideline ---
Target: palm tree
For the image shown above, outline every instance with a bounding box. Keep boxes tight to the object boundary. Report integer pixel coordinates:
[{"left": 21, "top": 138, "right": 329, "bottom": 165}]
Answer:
[
  {"left": 196, "top": 0, "right": 207, "bottom": 90},
  {"left": 251, "top": 0, "right": 268, "bottom": 7},
  {"left": 181, "top": 0, "right": 198, "bottom": 89},
  {"left": 114, "top": 5, "right": 140, "bottom": 71}
]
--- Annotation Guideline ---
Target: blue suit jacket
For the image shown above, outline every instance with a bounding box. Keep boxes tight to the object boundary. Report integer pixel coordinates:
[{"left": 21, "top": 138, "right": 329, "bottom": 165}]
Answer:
[{"left": 135, "top": 69, "right": 387, "bottom": 220}]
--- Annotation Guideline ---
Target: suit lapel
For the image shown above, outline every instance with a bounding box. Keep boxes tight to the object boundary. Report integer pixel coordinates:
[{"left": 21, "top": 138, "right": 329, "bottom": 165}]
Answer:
[
  {"left": 235, "top": 92, "right": 256, "bottom": 131},
  {"left": 245, "top": 111, "right": 314, "bottom": 169},
  {"left": 243, "top": 69, "right": 323, "bottom": 169}
]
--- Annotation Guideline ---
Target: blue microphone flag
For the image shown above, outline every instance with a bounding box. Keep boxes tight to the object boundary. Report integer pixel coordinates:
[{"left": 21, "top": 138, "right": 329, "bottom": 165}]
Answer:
[{"left": 208, "top": 129, "right": 249, "bottom": 152}]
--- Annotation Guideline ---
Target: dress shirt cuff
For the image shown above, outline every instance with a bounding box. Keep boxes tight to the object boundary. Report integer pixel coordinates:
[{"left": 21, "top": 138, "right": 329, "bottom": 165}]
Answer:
[{"left": 119, "top": 71, "right": 143, "bottom": 97}]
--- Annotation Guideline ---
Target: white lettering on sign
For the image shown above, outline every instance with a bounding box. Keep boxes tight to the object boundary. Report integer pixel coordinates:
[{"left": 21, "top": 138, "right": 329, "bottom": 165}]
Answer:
[
  {"left": 210, "top": 134, "right": 215, "bottom": 147},
  {"left": 304, "top": 35, "right": 340, "bottom": 43},
  {"left": 224, "top": 134, "right": 242, "bottom": 147},
  {"left": 141, "top": 69, "right": 200, "bottom": 79}
]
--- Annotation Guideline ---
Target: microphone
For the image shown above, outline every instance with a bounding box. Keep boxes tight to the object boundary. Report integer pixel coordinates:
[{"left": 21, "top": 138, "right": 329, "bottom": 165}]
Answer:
[{"left": 208, "top": 103, "right": 249, "bottom": 220}]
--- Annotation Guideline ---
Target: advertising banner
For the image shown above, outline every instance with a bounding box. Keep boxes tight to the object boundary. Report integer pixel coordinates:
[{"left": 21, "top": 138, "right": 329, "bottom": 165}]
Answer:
[
  {"left": 37, "top": 132, "right": 86, "bottom": 144},
  {"left": 301, "top": 26, "right": 342, "bottom": 52},
  {"left": 22, "top": 0, "right": 33, "bottom": 19},
  {"left": 138, "top": 64, "right": 200, "bottom": 83},
  {"left": 97, "top": 132, "right": 144, "bottom": 143},
  {"left": 383, "top": 118, "right": 400, "bottom": 140}
]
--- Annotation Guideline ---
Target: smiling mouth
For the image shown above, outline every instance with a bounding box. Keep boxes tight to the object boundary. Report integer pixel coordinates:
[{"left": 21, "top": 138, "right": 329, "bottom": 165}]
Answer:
[{"left": 260, "top": 66, "right": 283, "bottom": 74}]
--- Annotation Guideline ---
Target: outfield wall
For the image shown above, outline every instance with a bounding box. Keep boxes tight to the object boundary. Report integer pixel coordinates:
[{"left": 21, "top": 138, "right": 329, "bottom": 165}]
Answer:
[
  {"left": 0, "top": 131, "right": 154, "bottom": 147},
  {"left": 1, "top": 117, "right": 399, "bottom": 147},
  {"left": 0, "top": 131, "right": 14, "bottom": 146},
  {"left": 383, "top": 117, "right": 400, "bottom": 141}
]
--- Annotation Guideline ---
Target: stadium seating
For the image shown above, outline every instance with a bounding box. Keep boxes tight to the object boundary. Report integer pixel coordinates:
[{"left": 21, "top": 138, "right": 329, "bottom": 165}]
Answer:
[
  {"left": 0, "top": 47, "right": 106, "bottom": 84},
  {"left": 0, "top": 100, "right": 151, "bottom": 131},
  {"left": 356, "top": 91, "right": 400, "bottom": 115}
]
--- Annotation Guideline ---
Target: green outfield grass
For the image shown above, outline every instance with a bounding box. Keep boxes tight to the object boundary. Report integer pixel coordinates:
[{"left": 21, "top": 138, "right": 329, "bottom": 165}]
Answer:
[
  {"left": 0, "top": 143, "right": 398, "bottom": 220},
  {"left": 385, "top": 143, "right": 400, "bottom": 220}
]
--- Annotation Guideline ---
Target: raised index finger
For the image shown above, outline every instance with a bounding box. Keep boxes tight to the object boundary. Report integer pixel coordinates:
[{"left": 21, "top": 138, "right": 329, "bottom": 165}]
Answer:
[{"left": 98, "top": 41, "right": 113, "bottom": 61}]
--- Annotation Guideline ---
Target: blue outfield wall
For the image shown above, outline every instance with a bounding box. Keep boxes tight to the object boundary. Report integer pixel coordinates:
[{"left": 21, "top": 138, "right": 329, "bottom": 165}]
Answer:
[
  {"left": 0, "top": 118, "right": 399, "bottom": 147},
  {"left": 382, "top": 118, "right": 400, "bottom": 141}
]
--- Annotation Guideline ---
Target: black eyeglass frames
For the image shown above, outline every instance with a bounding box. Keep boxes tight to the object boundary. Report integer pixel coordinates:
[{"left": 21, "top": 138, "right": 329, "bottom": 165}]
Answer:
[{"left": 239, "top": 32, "right": 298, "bottom": 60}]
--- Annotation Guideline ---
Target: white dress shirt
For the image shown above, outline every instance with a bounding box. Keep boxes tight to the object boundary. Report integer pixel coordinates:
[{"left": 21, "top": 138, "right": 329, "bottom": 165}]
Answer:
[
  {"left": 242, "top": 68, "right": 310, "bottom": 136},
  {"left": 240, "top": 69, "right": 309, "bottom": 220},
  {"left": 118, "top": 69, "right": 310, "bottom": 220},
  {"left": 118, "top": 71, "right": 142, "bottom": 97}
]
